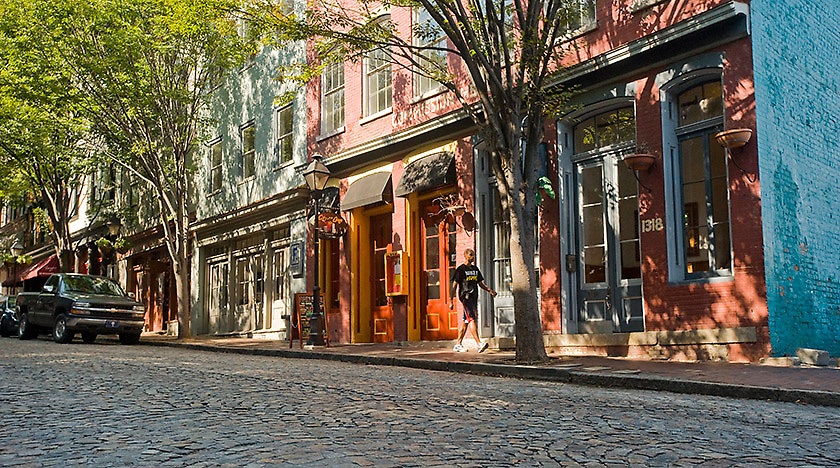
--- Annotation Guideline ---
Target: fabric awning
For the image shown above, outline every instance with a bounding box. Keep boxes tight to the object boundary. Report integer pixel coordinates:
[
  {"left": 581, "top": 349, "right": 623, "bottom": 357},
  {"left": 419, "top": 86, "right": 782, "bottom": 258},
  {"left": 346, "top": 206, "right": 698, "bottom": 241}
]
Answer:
[
  {"left": 395, "top": 152, "right": 456, "bottom": 197},
  {"left": 2, "top": 254, "right": 59, "bottom": 286},
  {"left": 341, "top": 172, "right": 393, "bottom": 211}
]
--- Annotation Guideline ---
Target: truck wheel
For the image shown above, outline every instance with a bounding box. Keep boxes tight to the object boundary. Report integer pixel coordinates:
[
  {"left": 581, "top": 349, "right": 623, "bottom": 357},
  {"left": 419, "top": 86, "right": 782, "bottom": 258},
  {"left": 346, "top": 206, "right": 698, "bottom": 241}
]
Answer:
[
  {"left": 53, "top": 314, "right": 74, "bottom": 344},
  {"left": 118, "top": 332, "right": 141, "bottom": 345},
  {"left": 81, "top": 331, "right": 97, "bottom": 344},
  {"left": 18, "top": 313, "right": 36, "bottom": 340},
  {"left": 0, "top": 317, "right": 10, "bottom": 337}
]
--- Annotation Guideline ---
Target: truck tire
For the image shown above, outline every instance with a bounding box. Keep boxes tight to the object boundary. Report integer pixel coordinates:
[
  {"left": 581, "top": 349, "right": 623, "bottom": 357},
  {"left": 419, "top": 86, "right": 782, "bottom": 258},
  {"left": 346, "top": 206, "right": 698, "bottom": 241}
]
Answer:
[
  {"left": 118, "top": 332, "right": 141, "bottom": 345},
  {"left": 18, "top": 313, "right": 37, "bottom": 340},
  {"left": 0, "top": 316, "right": 10, "bottom": 337},
  {"left": 53, "top": 314, "right": 74, "bottom": 344},
  {"left": 81, "top": 331, "right": 97, "bottom": 344}
]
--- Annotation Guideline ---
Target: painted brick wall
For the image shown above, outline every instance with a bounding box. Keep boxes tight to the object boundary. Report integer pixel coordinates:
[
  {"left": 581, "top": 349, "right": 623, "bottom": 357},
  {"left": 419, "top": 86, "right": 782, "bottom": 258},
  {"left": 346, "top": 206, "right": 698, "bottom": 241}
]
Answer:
[{"left": 752, "top": 0, "right": 840, "bottom": 356}]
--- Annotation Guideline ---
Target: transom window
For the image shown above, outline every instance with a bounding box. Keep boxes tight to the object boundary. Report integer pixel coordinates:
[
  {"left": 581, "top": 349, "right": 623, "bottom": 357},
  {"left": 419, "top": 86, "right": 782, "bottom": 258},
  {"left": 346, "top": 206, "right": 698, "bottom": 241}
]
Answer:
[
  {"left": 241, "top": 123, "right": 255, "bottom": 179},
  {"left": 322, "top": 61, "right": 345, "bottom": 134},
  {"left": 573, "top": 107, "right": 635, "bottom": 153},
  {"left": 675, "top": 80, "right": 731, "bottom": 277},
  {"left": 276, "top": 106, "right": 293, "bottom": 166}
]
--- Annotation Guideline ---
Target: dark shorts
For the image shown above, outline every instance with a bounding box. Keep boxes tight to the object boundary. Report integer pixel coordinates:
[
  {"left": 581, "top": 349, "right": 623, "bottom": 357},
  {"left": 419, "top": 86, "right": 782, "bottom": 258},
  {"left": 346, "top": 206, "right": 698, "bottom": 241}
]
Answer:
[{"left": 460, "top": 297, "right": 478, "bottom": 323}]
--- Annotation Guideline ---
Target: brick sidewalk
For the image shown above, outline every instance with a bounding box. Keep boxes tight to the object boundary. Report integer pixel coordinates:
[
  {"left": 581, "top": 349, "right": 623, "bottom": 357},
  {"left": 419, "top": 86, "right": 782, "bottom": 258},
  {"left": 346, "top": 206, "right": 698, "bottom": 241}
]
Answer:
[{"left": 137, "top": 333, "right": 840, "bottom": 407}]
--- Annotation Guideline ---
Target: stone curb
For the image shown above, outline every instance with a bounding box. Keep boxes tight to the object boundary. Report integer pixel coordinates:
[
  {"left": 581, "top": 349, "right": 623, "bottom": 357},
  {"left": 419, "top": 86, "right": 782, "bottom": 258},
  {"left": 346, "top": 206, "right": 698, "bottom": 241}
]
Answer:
[{"left": 137, "top": 339, "right": 840, "bottom": 408}]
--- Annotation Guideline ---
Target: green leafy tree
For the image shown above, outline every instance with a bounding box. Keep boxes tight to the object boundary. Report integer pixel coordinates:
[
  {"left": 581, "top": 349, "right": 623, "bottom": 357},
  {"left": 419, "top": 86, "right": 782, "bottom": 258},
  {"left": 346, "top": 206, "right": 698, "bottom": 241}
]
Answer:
[
  {"left": 0, "top": 2, "right": 95, "bottom": 272},
  {"left": 252, "top": 0, "right": 582, "bottom": 362},
  {"left": 15, "top": 0, "right": 259, "bottom": 338}
]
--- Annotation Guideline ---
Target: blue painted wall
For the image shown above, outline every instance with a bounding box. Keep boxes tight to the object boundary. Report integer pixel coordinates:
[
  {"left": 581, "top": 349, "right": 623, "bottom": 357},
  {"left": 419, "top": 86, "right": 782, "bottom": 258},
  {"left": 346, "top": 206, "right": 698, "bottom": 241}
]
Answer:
[{"left": 752, "top": 0, "right": 840, "bottom": 357}]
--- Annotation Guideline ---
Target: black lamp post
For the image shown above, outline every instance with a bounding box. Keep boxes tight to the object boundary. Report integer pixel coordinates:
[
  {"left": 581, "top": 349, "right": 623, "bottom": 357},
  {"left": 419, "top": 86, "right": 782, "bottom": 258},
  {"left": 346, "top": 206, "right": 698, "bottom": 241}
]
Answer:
[
  {"left": 10, "top": 239, "right": 24, "bottom": 295},
  {"left": 103, "top": 215, "right": 122, "bottom": 277},
  {"left": 302, "top": 153, "right": 330, "bottom": 346}
]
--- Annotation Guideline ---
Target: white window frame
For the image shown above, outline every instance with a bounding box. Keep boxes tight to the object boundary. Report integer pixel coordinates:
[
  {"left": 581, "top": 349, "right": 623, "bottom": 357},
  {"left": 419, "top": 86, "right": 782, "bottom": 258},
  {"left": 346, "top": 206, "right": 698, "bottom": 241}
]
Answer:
[
  {"left": 209, "top": 138, "right": 223, "bottom": 193},
  {"left": 413, "top": 8, "right": 446, "bottom": 98},
  {"left": 321, "top": 61, "right": 345, "bottom": 135},
  {"left": 364, "top": 17, "right": 393, "bottom": 118},
  {"left": 275, "top": 105, "right": 293, "bottom": 166},
  {"left": 240, "top": 123, "right": 255, "bottom": 179}
]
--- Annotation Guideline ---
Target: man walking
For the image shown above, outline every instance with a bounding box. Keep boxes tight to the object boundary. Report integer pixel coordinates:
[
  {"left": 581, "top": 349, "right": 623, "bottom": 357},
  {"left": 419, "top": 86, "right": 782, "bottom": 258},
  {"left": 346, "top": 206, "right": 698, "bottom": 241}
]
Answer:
[{"left": 450, "top": 248, "right": 497, "bottom": 352}]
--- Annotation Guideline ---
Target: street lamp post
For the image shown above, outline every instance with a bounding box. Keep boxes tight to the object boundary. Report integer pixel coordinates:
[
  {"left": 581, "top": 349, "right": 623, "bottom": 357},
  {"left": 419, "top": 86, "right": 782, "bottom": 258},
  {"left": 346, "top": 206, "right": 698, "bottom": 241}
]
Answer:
[
  {"left": 302, "top": 154, "right": 330, "bottom": 346},
  {"left": 103, "top": 215, "right": 122, "bottom": 278},
  {"left": 10, "top": 240, "right": 24, "bottom": 295}
]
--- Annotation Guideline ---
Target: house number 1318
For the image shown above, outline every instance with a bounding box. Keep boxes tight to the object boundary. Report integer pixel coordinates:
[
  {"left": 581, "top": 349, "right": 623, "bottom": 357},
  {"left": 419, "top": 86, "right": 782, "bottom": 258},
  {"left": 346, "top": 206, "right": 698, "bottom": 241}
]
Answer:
[{"left": 641, "top": 217, "right": 664, "bottom": 233}]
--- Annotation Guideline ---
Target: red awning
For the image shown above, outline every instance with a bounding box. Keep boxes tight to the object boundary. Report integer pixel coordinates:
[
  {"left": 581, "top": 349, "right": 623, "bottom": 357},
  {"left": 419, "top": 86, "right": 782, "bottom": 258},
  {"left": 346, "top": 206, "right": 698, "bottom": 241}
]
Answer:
[{"left": 2, "top": 255, "right": 59, "bottom": 286}]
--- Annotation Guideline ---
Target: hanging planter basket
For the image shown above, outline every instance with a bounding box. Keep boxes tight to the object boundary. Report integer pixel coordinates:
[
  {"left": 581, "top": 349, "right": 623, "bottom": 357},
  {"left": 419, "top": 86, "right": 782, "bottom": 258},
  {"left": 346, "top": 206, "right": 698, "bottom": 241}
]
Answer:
[
  {"left": 715, "top": 128, "right": 752, "bottom": 149},
  {"left": 622, "top": 153, "right": 656, "bottom": 171}
]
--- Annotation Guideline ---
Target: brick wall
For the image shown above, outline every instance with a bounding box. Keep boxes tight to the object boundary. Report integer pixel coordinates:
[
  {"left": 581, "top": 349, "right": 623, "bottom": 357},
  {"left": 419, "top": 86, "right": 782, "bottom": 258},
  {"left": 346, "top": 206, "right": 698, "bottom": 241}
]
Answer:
[{"left": 752, "top": 0, "right": 840, "bottom": 356}]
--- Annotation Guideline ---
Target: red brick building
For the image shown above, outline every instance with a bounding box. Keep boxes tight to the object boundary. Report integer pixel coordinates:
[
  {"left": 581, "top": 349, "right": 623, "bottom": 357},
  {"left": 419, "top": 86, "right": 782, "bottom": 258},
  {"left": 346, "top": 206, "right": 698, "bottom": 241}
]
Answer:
[{"left": 307, "top": 0, "right": 769, "bottom": 361}]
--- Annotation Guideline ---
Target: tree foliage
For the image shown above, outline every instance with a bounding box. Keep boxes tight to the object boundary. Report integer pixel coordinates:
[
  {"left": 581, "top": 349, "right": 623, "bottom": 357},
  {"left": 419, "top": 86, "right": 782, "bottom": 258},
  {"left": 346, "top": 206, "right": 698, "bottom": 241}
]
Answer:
[
  {"left": 3, "top": 0, "right": 259, "bottom": 337},
  {"left": 0, "top": 0, "right": 95, "bottom": 271}
]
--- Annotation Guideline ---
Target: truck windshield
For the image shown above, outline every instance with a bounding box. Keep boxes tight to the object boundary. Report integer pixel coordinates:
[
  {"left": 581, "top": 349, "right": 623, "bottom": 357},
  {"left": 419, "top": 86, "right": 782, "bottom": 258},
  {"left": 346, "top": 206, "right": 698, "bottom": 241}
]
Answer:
[{"left": 63, "top": 276, "right": 125, "bottom": 296}]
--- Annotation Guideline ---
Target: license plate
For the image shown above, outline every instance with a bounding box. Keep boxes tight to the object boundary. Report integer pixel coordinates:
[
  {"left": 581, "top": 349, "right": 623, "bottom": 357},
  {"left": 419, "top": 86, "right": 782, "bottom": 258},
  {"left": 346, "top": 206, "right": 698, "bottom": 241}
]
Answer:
[{"left": 105, "top": 320, "right": 119, "bottom": 328}]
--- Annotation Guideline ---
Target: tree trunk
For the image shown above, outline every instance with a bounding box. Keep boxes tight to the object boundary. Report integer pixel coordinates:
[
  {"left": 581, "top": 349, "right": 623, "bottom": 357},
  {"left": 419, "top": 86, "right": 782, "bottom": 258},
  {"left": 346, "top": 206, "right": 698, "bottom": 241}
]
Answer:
[
  {"left": 507, "top": 199, "right": 548, "bottom": 363},
  {"left": 174, "top": 255, "right": 191, "bottom": 338}
]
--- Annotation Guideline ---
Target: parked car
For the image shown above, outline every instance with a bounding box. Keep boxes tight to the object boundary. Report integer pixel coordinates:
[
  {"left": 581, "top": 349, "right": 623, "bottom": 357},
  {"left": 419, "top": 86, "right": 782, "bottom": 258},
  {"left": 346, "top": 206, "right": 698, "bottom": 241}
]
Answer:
[
  {"left": 0, "top": 295, "right": 17, "bottom": 337},
  {"left": 16, "top": 274, "right": 145, "bottom": 344}
]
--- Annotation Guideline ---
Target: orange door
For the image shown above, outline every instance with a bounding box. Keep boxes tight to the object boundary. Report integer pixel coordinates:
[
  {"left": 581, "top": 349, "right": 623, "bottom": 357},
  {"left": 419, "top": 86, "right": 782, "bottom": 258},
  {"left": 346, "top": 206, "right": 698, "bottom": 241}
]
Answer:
[
  {"left": 420, "top": 210, "right": 459, "bottom": 341},
  {"left": 370, "top": 214, "right": 393, "bottom": 342}
]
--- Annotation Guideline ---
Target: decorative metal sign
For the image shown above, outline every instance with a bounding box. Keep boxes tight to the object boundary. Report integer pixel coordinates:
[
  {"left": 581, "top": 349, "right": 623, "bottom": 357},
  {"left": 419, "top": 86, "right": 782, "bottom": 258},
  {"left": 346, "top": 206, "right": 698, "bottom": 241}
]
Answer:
[{"left": 318, "top": 211, "right": 349, "bottom": 239}]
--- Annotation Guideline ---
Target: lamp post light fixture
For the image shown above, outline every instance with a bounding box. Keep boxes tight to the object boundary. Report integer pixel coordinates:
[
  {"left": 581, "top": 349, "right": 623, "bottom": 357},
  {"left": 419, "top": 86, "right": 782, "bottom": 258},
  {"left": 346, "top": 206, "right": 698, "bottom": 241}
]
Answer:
[
  {"left": 107, "top": 215, "right": 122, "bottom": 238},
  {"left": 10, "top": 239, "right": 24, "bottom": 295},
  {"left": 302, "top": 153, "right": 330, "bottom": 346}
]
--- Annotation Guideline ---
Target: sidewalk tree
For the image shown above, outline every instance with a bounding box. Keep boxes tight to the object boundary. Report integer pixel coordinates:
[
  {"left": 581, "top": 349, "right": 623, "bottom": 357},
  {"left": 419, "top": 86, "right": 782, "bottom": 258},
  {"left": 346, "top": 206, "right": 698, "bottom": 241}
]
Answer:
[
  {"left": 250, "top": 0, "right": 582, "bottom": 362},
  {"left": 15, "top": 0, "right": 259, "bottom": 338},
  {"left": 0, "top": 3, "right": 95, "bottom": 272}
]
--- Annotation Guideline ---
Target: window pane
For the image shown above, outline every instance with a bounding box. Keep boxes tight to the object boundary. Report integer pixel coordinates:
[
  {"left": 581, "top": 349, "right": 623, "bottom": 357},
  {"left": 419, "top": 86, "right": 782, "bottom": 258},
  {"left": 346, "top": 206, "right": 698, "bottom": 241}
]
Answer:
[
  {"left": 574, "top": 107, "right": 634, "bottom": 154},
  {"left": 574, "top": 117, "right": 596, "bottom": 153},
  {"left": 679, "top": 81, "right": 723, "bottom": 126},
  {"left": 584, "top": 246, "right": 606, "bottom": 283}
]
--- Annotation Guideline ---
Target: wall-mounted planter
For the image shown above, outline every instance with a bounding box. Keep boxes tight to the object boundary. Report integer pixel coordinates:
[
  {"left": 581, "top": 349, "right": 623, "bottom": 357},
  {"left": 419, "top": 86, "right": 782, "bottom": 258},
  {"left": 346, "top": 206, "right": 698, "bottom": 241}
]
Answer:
[
  {"left": 715, "top": 128, "right": 752, "bottom": 149},
  {"left": 622, "top": 153, "right": 656, "bottom": 171}
]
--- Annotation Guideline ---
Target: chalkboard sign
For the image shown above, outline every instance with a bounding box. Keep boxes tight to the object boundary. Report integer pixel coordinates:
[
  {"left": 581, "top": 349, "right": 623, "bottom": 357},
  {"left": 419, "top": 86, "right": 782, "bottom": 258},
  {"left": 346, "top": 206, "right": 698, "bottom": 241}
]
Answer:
[{"left": 292, "top": 292, "right": 328, "bottom": 348}]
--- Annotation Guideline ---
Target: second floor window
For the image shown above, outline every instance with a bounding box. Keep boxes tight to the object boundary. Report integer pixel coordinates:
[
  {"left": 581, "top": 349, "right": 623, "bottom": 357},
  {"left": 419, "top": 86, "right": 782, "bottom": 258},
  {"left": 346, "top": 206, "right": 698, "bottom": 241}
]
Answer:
[
  {"left": 276, "top": 106, "right": 293, "bottom": 166},
  {"left": 322, "top": 61, "right": 345, "bottom": 134},
  {"left": 561, "top": 0, "right": 595, "bottom": 34},
  {"left": 241, "top": 124, "right": 255, "bottom": 179},
  {"left": 209, "top": 139, "right": 223, "bottom": 192},
  {"left": 365, "top": 20, "right": 392, "bottom": 117},
  {"left": 413, "top": 8, "right": 446, "bottom": 97}
]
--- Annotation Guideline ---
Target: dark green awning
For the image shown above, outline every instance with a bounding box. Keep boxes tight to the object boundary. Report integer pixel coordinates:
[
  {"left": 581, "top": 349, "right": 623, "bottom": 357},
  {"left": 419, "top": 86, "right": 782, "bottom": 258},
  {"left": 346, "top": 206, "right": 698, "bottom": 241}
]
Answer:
[
  {"left": 341, "top": 172, "right": 393, "bottom": 211},
  {"left": 394, "top": 152, "right": 455, "bottom": 197}
]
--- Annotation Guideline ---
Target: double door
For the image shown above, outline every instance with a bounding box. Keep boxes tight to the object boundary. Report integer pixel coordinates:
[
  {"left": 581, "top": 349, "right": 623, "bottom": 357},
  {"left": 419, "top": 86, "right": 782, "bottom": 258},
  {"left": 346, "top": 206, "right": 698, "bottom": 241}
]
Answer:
[{"left": 572, "top": 153, "right": 644, "bottom": 333}]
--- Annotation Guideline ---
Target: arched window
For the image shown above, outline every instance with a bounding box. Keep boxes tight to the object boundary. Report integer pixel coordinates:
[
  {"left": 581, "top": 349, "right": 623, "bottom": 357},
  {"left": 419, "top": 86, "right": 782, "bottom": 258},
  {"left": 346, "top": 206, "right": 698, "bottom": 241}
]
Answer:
[{"left": 674, "top": 80, "right": 731, "bottom": 277}]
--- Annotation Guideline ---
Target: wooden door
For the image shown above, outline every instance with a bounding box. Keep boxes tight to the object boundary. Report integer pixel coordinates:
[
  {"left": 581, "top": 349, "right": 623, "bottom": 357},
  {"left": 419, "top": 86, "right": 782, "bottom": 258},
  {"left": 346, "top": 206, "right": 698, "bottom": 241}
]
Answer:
[
  {"left": 420, "top": 207, "right": 459, "bottom": 341},
  {"left": 370, "top": 214, "right": 393, "bottom": 342}
]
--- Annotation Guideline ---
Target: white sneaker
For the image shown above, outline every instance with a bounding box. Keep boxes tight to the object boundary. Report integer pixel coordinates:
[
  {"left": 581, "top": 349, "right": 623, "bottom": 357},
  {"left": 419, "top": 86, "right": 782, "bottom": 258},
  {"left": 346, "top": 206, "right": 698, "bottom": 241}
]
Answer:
[
  {"left": 453, "top": 344, "right": 467, "bottom": 352},
  {"left": 477, "top": 342, "right": 489, "bottom": 353}
]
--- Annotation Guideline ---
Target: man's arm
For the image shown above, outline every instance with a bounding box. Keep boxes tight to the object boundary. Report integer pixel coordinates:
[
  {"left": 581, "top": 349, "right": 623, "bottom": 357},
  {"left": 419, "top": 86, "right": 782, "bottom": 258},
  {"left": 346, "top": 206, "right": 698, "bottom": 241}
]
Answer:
[{"left": 479, "top": 281, "right": 497, "bottom": 297}]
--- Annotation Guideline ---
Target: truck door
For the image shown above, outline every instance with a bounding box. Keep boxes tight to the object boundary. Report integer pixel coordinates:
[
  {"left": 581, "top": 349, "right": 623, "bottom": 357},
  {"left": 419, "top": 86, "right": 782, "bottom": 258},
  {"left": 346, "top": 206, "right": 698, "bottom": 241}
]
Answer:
[{"left": 35, "top": 275, "right": 60, "bottom": 325}]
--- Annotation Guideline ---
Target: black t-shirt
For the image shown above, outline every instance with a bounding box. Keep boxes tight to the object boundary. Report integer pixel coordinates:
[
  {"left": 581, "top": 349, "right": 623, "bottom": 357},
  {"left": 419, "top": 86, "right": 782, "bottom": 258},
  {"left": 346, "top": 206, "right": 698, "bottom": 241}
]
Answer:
[{"left": 454, "top": 264, "right": 484, "bottom": 301}]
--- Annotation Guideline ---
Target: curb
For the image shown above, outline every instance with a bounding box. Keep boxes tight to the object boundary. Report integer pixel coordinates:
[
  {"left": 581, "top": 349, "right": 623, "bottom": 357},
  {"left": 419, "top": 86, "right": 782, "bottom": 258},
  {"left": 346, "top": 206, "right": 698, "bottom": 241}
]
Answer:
[{"left": 137, "top": 339, "right": 840, "bottom": 408}]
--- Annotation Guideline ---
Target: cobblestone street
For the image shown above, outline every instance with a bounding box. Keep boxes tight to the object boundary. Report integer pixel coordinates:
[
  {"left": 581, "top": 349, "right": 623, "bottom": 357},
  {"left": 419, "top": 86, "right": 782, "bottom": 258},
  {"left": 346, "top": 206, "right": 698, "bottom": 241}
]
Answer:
[{"left": 1, "top": 338, "right": 839, "bottom": 467}]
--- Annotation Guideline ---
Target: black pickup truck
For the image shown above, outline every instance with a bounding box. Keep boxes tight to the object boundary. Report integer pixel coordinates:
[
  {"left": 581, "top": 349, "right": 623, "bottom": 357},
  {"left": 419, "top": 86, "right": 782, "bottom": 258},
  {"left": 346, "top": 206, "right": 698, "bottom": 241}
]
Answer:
[{"left": 16, "top": 273, "right": 146, "bottom": 344}]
